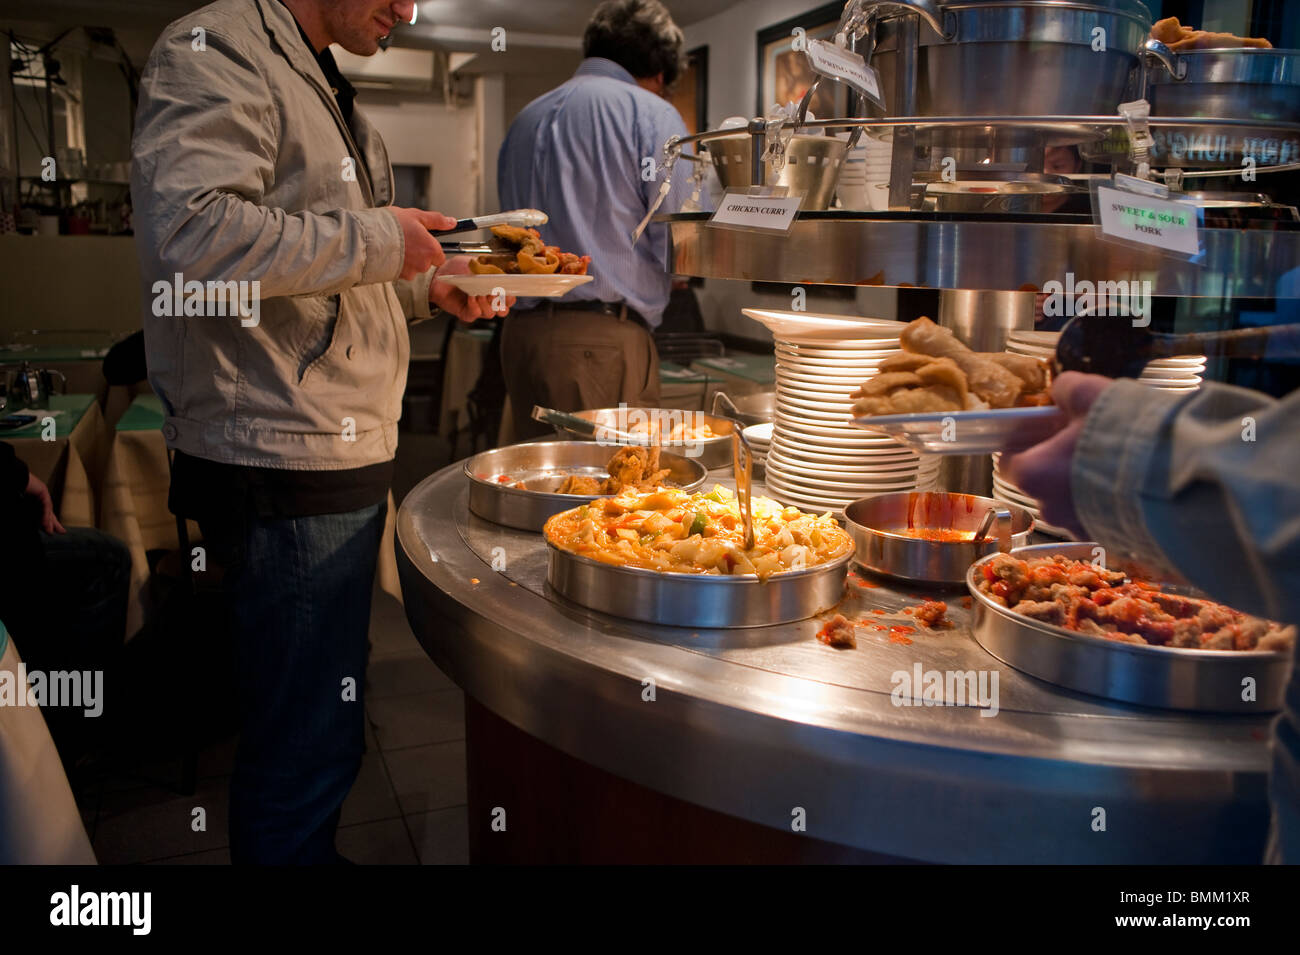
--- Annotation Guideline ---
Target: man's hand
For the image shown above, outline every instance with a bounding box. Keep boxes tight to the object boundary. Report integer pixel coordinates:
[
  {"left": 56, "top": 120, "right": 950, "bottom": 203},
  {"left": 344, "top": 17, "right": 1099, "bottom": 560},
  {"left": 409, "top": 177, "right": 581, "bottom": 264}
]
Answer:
[
  {"left": 1000, "top": 371, "right": 1114, "bottom": 540},
  {"left": 25, "top": 471, "right": 65, "bottom": 535},
  {"left": 431, "top": 255, "right": 515, "bottom": 322},
  {"left": 389, "top": 207, "right": 456, "bottom": 280}
]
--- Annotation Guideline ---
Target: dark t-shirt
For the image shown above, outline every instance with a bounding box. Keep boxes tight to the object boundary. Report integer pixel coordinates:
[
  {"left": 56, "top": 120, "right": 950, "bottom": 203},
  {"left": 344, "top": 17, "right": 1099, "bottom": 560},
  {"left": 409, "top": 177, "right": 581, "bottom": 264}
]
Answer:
[{"left": 170, "top": 6, "right": 386, "bottom": 523}]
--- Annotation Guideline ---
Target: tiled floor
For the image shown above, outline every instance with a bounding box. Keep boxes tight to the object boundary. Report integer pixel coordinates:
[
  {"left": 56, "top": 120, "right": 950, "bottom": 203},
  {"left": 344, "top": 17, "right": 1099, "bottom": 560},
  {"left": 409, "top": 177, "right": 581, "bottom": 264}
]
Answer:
[{"left": 76, "top": 586, "right": 469, "bottom": 865}]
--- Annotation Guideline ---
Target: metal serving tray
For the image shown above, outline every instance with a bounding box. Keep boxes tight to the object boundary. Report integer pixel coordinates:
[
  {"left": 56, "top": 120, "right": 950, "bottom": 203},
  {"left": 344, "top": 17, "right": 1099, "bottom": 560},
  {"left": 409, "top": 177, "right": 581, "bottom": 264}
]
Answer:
[
  {"left": 465, "top": 441, "right": 707, "bottom": 532},
  {"left": 966, "top": 542, "right": 1290, "bottom": 712},
  {"left": 544, "top": 514, "right": 853, "bottom": 629}
]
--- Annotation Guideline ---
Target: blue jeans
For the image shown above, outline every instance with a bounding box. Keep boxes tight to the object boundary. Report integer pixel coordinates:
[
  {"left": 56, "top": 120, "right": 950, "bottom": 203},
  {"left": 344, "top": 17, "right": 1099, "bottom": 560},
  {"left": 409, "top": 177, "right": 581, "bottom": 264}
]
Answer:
[{"left": 203, "top": 502, "right": 385, "bottom": 864}]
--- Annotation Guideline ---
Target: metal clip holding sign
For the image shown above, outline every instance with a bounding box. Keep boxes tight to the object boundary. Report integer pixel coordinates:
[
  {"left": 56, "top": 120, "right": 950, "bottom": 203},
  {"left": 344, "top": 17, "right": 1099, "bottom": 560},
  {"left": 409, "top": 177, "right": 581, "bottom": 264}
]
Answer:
[
  {"left": 631, "top": 136, "right": 683, "bottom": 245},
  {"left": 760, "top": 111, "right": 796, "bottom": 177},
  {"left": 1119, "top": 98, "right": 1156, "bottom": 181}
]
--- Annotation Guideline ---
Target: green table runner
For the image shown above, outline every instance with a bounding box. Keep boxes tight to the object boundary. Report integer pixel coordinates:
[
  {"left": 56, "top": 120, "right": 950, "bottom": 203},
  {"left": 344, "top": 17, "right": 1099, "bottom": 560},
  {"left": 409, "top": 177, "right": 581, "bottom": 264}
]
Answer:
[{"left": 2, "top": 393, "right": 96, "bottom": 439}]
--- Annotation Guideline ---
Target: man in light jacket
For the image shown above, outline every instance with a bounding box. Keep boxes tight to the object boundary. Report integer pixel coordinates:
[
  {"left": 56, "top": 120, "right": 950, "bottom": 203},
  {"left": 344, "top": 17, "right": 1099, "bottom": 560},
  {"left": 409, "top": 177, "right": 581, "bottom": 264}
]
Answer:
[
  {"left": 1003, "top": 371, "right": 1300, "bottom": 863},
  {"left": 131, "top": 0, "right": 505, "bottom": 863}
]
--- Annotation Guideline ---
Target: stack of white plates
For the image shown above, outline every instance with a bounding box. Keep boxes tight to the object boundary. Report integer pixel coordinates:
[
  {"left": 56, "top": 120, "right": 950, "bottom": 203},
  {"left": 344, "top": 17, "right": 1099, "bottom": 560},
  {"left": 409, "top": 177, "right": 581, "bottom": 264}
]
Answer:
[
  {"left": 990, "top": 452, "right": 1074, "bottom": 539},
  {"left": 837, "top": 143, "right": 868, "bottom": 210},
  {"left": 1004, "top": 330, "right": 1207, "bottom": 391},
  {"left": 838, "top": 133, "right": 892, "bottom": 211},
  {"left": 742, "top": 421, "right": 772, "bottom": 468},
  {"left": 862, "top": 132, "right": 893, "bottom": 212},
  {"left": 743, "top": 309, "right": 940, "bottom": 514},
  {"left": 991, "top": 330, "right": 1208, "bottom": 538}
]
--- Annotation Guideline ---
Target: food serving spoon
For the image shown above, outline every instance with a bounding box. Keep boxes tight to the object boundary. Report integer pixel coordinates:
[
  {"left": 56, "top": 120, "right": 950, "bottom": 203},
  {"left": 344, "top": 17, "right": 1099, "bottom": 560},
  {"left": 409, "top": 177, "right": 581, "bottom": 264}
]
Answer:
[{"left": 1055, "top": 317, "right": 1300, "bottom": 379}]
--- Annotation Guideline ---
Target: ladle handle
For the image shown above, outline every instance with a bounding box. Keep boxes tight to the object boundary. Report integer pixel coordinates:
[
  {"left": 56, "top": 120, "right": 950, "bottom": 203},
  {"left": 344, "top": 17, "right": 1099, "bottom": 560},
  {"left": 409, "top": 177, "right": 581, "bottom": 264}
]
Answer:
[{"left": 1152, "top": 325, "right": 1300, "bottom": 363}]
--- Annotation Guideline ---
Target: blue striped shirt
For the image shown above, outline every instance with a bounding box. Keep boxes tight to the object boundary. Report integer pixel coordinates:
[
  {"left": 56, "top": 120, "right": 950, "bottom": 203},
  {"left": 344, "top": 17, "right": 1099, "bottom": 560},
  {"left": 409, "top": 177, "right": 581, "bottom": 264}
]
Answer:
[{"left": 497, "top": 58, "right": 693, "bottom": 327}]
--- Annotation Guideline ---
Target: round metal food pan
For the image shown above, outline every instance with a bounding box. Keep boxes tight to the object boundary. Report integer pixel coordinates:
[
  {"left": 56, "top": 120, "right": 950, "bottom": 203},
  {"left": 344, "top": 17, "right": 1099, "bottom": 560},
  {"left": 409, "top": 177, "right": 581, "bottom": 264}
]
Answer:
[
  {"left": 1147, "top": 48, "right": 1300, "bottom": 125},
  {"left": 966, "top": 542, "right": 1290, "bottom": 713},
  {"left": 549, "top": 407, "right": 737, "bottom": 470},
  {"left": 544, "top": 517, "right": 853, "bottom": 629},
  {"left": 465, "top": 441, "right": 707, "bottom": 532},
  {"left": 846, "top": 492, "right": 1034, "bottom": 584}
]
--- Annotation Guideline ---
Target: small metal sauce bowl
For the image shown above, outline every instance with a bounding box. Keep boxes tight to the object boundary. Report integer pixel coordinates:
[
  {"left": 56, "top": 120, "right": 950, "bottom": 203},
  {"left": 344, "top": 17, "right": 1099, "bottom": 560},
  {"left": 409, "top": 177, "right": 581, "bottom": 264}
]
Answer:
[{"left": 844, "top": 491, "right": 1035, "bottom": 584}]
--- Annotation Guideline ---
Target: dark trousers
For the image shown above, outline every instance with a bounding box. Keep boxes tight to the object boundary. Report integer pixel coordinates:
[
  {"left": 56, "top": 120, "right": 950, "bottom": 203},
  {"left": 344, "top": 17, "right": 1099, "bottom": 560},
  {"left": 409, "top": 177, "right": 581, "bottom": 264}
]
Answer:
[
  {"left": 200, "top": 501, "right": 385, "bottom": 864},
  {"left": 501, "top": 306, "right": 662, "bottom": 441}
]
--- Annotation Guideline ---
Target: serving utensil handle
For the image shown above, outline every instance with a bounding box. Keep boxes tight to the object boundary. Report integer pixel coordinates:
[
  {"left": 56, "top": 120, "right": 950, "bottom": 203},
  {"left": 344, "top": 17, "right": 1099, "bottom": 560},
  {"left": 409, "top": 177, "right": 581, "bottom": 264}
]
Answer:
[
  {"left": 732, "top": 430, "right": 756, "bottom": 552},
  {"left": 1153, "top": 324, "right": 1300, "bottom": 363}
]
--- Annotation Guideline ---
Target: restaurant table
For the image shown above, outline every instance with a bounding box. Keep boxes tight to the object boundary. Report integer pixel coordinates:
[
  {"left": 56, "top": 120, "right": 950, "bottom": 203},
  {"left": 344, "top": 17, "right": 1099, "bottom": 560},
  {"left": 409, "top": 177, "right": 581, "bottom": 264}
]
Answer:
[
  {"left": 439, "top": 325, "right": 494, "bottom": 440},
  {"left": 657, "top": 360, "right": 709, "bottom": 412},
  {"left": 102, "top": 394, "right": 403, "bottom": 640},
  {"left": 4, "top": 393, "right": 109, "bottom": 528},
  {"left": 691, "top": 353, "right": 774, "bottom": 413},
  {"left": 396, "top": 462, "right": 1274, "bottom": 864}
]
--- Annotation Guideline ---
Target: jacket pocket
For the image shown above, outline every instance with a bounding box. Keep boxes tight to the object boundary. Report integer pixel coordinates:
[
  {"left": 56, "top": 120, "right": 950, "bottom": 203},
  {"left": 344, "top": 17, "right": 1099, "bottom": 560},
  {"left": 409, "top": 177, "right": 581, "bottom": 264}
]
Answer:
[{"left": 297, "top": 295, "right": 340, "bottom": 384}]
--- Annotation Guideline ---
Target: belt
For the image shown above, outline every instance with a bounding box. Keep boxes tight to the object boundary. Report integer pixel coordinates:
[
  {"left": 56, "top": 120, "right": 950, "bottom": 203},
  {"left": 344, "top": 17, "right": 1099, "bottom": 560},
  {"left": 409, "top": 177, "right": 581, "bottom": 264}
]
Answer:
[{"left": 528, "top": 300, "right": 651, "bottom": 331}]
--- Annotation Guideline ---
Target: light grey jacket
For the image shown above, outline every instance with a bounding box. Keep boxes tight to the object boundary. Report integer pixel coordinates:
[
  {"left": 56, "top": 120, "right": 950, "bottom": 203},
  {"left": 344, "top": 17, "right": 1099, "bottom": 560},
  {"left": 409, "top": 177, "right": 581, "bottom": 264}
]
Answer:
[
  {"left": 1074, "top": 379, "right": 1300, "bottom": 863},
  {"left": 131, "top": 0, "right": 435, "bottom": 469}
]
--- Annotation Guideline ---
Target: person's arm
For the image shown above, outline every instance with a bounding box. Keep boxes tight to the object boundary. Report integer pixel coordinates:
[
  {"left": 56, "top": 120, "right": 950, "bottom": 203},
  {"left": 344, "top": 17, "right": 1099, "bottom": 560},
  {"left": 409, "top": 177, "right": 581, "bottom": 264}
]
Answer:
[
  {"left": 131, "top": 28, "right": 409, "bottom": 298},
  {"left": 1004, "top": 374, "right": 1300, "bottom": 624},
  {"left": 0, "top": 443, "right": 64, "bottom": 534},
  {"left": 392, "top": 271, "right": 436, "bottom": 322}
]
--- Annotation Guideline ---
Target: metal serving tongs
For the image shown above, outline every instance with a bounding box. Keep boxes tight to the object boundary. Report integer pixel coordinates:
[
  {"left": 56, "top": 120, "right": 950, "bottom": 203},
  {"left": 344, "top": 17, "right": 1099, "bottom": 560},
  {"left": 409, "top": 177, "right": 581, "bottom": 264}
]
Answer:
[
  {"left": 732, "top": 429, "right": 756, "bottom": 551},
  {"left": 430, "top": 208, "right": 547, "bottom": 238},
  {"left": 530, "top": 405, "right": 650, "bottom": 446}
]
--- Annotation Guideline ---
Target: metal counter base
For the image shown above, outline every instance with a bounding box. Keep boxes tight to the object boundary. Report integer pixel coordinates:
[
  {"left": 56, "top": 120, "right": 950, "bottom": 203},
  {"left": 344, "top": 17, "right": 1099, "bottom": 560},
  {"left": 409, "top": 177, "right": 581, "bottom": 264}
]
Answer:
[{"left": 397, "top": 463, "right": 1272, "bottom": 864}]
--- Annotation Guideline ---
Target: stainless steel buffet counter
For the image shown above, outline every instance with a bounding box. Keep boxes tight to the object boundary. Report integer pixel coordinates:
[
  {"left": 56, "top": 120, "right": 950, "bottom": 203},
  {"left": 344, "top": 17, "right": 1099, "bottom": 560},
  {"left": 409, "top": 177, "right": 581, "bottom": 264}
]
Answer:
[{"left": 396, "top": 462, "right": 1274, "bottom": 863}]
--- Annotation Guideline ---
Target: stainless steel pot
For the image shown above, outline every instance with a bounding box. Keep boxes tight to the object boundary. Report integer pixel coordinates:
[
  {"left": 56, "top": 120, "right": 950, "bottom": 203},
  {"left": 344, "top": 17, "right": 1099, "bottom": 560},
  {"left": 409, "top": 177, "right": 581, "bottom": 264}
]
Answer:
[
  {"left": 1145, "top": 44, "right": 1300, "bottom": 124},
  {"left": 967, "top": 542, "right": 1290, "bottom": 712},
  {"left": 707, "top": 134, "right": 848, "bottom": 210},
  {"left": 870, "top": 1, "right": 1153, "bottom": 121},
  {"left": 465, "top": 441, "right": 708, "bottom": 532},
  {"left": 550, "top": 407, "right": 738, "bottom": 470},
  {"left": 845, "top": 491, "right": 1034, "bottom": 583},
  {"left": 1142, "top": 42, "right": 1300, "bottom": 168}
]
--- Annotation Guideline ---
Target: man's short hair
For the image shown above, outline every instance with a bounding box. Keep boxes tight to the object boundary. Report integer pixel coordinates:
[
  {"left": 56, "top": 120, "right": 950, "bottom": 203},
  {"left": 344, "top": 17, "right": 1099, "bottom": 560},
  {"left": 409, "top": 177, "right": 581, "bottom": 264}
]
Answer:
[{"left": 583, "top": 0, "right": 687, "bottom": 88}]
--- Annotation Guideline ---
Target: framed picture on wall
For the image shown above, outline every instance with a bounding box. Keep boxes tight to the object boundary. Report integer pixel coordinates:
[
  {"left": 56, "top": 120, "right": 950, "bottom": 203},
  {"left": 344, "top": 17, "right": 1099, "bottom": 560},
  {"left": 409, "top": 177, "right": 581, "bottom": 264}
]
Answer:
[
  {"left": 669, "top": 45, "right": 708, "bottom": 136},
  {"left": 755, "top": 1, "right": 847, "bottom": 120}
]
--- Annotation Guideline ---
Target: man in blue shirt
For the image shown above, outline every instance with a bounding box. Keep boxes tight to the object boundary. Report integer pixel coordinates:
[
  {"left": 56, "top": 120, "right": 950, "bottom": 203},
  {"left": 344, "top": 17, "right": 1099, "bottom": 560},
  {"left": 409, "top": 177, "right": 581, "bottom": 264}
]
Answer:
[{"left": 497, "top": 0, "right": 693, "bottom": 439}]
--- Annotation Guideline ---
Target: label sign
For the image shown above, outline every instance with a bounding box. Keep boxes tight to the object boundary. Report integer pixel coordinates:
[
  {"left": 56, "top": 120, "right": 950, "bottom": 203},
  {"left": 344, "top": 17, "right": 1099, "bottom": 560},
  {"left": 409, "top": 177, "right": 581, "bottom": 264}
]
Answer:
[
  {"left": 709, "top": 191, "right": 802, "bottom": 233},
  {"left": 805, "top": 39, "right": 883, "bottom": 106},
  {"left": 1096, "top": 185, "right": 1200, "bottom": 256}
]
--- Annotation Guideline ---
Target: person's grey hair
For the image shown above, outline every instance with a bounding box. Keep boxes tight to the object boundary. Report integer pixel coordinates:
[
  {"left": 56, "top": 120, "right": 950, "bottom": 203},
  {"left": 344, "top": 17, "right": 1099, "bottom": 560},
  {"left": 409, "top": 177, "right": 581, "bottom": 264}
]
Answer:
[{"left": 583, "top": 0, "right": 687, "bottom": 88}]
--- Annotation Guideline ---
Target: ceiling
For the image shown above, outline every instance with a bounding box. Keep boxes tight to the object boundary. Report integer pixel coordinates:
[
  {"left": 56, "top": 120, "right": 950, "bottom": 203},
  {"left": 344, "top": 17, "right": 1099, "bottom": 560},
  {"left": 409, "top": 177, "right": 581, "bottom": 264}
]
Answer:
[{"left": 0, "top": 0, "right": 741, "bottom": 63}]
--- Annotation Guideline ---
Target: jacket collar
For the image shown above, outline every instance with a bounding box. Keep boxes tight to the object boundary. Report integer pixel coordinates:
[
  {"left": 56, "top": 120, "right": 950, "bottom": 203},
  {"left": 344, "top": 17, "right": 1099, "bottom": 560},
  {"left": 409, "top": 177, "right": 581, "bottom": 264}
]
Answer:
[
  {"left": 252, "top": 0, "right": 384, "bottom": 205},
  {"left": 256, "top": 0, "right": 332, "bottom": 97}
]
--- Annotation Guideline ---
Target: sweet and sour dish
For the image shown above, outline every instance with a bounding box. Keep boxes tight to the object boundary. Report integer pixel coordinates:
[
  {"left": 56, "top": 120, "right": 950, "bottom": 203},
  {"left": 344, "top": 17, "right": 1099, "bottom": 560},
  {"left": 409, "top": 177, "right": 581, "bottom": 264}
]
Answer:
[
  {"left": 977, "top": 553, "right": 1296, "bottom": 652},
  {"left": 544, "top": 485, "right": 853, "bottom": 578}
]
